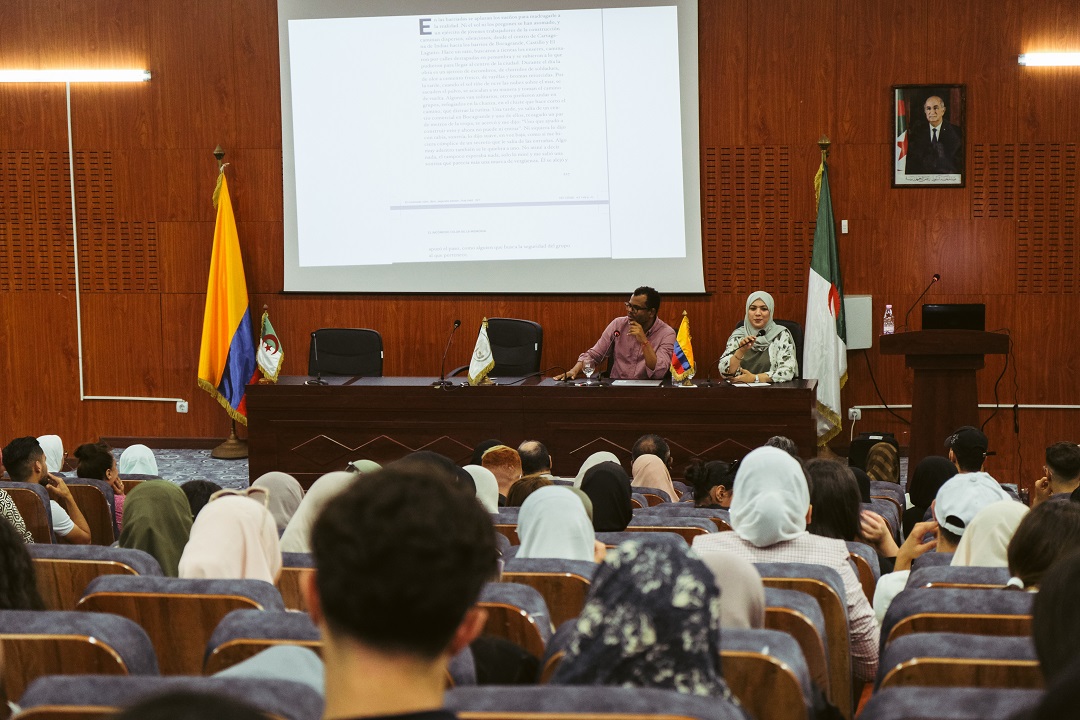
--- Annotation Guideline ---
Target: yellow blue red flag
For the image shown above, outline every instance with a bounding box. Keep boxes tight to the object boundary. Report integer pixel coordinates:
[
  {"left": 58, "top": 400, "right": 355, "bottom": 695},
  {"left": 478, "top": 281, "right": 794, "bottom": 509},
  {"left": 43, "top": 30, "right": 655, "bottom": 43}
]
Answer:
[
  {"left": 670, "top": 311, "right": 696, "bottom": 382},
  {"left": 197, "top": 171, "right": 258, "bottom": 424}
]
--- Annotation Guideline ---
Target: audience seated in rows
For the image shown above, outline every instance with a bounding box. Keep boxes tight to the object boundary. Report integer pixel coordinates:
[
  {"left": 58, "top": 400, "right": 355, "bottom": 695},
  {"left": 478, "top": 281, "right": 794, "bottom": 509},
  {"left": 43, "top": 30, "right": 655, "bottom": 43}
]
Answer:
[
  {"left": 580, "top": 462, "right": 633, "bottom": 532},
  {"left": 178, "top": 490, "right": 281, "bottom": 583},
  {"left": 632, "top": 434, "right": 673, "bottom": 469},
  {"left": 0, "top": 491, "right": 32, "bottom": 544},
  {"left": 2, "top": 436, "right": 91, "bottom": 545},
  {"left": 903, "top": 456, "right": 956, "bottom": 538},
  {"left": 179, "top": 480, "right": 222, "bottom": 519},
  {"left": 763, "top": 434, "right": 799, "bottom": 457},
  {"left": 0, "top": 516, "right": 44, "bottom": 610},
  {"left": 481, "top": 445, "right": 522, "bottom": 503},
  {"left": 573, "top": 451, "right": 620, "bottom": 488},
  {"left": 118, "top": 444, "right": 160, "bottom": 477},
  {"left": 515, "top": 486, "right": 602, "bottom": 563},
  {"left": 464, "top": 465, "right": 500, "bottom": 513},
  {"left": 517, "top": 440, "right": 554, "bottom": 479},
  {"left": 507, "top": 474, "right": 553, "bottom": 507},
  {"left": 1032, "top": 441, "right": 1080, "bottom": 508},
  {"left": 74, "top": 441, "right": 126, "bottom": 527},
  {"left": 692, "top": 445, "right": 881, "bottom": 681},
  {"left": 685, "top": 458, "right": 735, "bottom": 509},
  {"left": 632, "top": 454, "right": 679, "bottom": 501},
  {"left": 36, "top": 435, "right": 65, "bottom": 474},
  {"left": 1006, "top": 498, "right": 1080, "bottom": 588},
  {"left": 280, "top": 472, "right": 360, "bottom": 554},
  {"left": 118, "top": 480, "right": 193, "bottom": 577},
  {"left": 865, "top": 440, "right": 901, "bottom": 486},
  {"left": 250, "top": 472, "right": 304, "bottom": 534}
]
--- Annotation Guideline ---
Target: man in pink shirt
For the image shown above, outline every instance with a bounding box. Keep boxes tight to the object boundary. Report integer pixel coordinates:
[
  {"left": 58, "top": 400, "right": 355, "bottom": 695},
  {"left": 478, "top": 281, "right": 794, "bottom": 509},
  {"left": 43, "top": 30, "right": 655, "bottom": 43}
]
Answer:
[{"left": 559, "top": 286, "right": 676, "bottom": 381}]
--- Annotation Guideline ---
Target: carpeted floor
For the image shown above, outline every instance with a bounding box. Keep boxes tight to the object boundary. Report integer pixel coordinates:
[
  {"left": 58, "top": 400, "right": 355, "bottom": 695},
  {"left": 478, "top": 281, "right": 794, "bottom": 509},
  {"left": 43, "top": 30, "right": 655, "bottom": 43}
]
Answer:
[{"left": 113, "top": 449, "right": 249, "bottom": 491}]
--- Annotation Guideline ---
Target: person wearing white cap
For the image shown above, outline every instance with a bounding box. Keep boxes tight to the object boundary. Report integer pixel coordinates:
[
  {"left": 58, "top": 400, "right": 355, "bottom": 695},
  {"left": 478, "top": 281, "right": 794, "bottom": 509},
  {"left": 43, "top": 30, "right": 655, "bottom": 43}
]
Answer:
[{"left": 872, "top": 471, "right": 1013, "bottom": 622}]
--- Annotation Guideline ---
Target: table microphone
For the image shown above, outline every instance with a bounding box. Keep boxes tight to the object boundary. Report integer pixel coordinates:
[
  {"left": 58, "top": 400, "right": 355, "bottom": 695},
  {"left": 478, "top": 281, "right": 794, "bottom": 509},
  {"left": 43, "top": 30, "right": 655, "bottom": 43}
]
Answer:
[
  {"left": 432, "top": 319, "right": 462, "bottom": 388},
  {"left": 598, "top": 330, "right": 620, "bottom": 385},
  {"left": 902, "top": 273, "right": 941, "bottom": 331},
  {"left": 702, "top": 329, "right": 765, "bottom": 386},
  {"left": 305, "top": 331, "right": 328, "bottom": 386}
]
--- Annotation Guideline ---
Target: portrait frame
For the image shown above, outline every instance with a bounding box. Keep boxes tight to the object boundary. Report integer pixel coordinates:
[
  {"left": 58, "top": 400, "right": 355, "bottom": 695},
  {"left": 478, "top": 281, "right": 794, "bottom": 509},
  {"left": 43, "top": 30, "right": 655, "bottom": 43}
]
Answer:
[{"left": 892, "top": 84, "right": 966, "bottom": 188}]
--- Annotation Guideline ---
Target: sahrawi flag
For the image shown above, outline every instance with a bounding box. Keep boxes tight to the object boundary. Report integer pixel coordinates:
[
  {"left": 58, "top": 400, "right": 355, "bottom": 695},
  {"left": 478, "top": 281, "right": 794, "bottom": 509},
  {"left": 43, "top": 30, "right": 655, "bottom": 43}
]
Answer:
[
  {"left": 804, "top": 157, "right": 848, "bottom": 445},
  {"left": 468, "top": 318, "right": 495, "bottom": 386},
  {"left": 670, "top": 311, "right": 696, "bottom": 382},
  {"left": 256, "top": 310, "right": 283, "bottom": 382}
]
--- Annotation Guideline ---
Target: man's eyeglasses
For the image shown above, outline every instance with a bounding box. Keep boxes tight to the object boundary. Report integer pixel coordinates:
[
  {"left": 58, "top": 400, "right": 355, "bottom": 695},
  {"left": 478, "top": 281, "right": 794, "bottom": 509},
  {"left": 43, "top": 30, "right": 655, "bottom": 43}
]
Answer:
[{"left": 625, "top": 302, "right": 649, "bottom": 313}]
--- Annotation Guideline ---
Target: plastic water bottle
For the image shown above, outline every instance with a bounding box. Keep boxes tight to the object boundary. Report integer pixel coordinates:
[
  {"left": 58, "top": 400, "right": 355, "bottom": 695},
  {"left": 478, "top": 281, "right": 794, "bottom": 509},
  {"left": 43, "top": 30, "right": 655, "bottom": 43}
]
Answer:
[{"left": 883, "top": 304, "right": 895, "bottom": 335}]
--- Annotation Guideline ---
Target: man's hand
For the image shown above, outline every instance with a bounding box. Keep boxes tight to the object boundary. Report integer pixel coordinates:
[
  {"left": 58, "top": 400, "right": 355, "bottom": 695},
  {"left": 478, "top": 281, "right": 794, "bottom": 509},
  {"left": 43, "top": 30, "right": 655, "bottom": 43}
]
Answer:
[
  {"left": 859, "top": 510, "right": 899, "bottom": 557},
  {"left": 593, "top": 540, "right": 607, "bottom": 563},
  {"left": 627, "top": 320, "right": 648, "bottom": 345},
  {"left": 44, "top": 474, "right": 74, "bottom": 503},
  {"left": 554, "top": 362, "right": 583, "bottom": 381},
  {"left": 894, "top": 519, "right": 939, "bottom": 571},
  {"left": 1032, "top": 475, "right": 1053, "bottom": 508}
]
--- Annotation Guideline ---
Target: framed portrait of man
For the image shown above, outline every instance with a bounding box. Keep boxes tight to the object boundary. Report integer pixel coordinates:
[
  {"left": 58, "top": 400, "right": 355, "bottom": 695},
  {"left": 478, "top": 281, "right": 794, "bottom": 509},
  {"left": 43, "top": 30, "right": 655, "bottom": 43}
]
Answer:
[{"left": 892, "top": 84, "right": 966, "bottom": 188}]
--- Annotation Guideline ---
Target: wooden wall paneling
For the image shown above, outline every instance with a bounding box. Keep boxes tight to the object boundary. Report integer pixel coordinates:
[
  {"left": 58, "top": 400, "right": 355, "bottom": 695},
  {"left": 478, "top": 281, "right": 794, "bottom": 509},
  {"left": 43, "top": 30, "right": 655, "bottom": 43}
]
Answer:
[
  {"left": 72, "top": 83, "right": 157, "bottom": 151},
  {"left": 835, "top": 0, "right": 928, "bottom": 144},
  {"left": 238, "top": 221, "right": 284, "bottom": 294},
  {"left": 158, "top": 151, "right": 218, "bottom": 222},
  {"left": 923, "top": 219, "right": 1017, "bottom": 295},
  {"left": 1009, "top": 295, "right": 1079, "bottom": 404},
  {"left": 745, "top": 0, "right": 836, "bottom": 145},
  {"left": 835, "top": 217, "right": 924, "bottom": 295},
  {"left": 698, "top": 0, "right": 748, "bottom": 145},
  {"left": 97, "top": 148, "right": 159, "bottom": 222},
  {"left": 0, "top": 86, "right": 69, "bottom": 149},
  {"left": 1018, "top": 0, "right": 1080, "bottom": 143},
  {"left": 1015, "top": 143, "right": 1077, "bottom": 294},
  {"left": 157, "top": 221, "right": 214, "bottom": 293},
  {"left": 229, "top": 0, "right": 282, "bottom": 150},
  {"left": 937, "top": 0, "right": 1021, "bottom": 146},
  {"left": 148, "top": 0, "right": 238, "bottom": 150},
  {"left": 224, "top": 150, "right": 284, "bottom": 223},
  {"left": 29, "top": 0, "right": 150, "bottom": 68},
  {"left": 79, "top": 292, "right": 164, "bottom": 398}
]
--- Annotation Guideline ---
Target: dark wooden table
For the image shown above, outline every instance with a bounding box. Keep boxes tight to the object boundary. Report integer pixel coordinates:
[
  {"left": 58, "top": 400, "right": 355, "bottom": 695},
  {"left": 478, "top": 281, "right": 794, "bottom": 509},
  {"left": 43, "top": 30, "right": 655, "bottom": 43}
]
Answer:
[{"left": 246, "top": 376, "right": 818, "bottom": 487}]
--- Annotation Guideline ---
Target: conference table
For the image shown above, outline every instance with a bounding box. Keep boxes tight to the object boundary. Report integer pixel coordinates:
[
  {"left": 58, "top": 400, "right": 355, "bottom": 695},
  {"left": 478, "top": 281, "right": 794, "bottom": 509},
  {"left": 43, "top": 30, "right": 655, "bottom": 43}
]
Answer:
[{"left": 246, "top": 376, "right": 818, "bottom": 487}]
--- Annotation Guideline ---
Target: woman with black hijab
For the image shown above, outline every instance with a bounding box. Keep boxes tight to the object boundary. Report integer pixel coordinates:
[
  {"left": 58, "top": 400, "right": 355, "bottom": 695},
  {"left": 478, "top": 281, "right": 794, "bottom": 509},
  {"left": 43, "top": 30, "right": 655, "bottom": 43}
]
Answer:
[
  {"left": 580, "top": 462, "right": 633, "bottom": 532},
  {"left": 904, "top": 456, "right": 957, "bottom": 538}
]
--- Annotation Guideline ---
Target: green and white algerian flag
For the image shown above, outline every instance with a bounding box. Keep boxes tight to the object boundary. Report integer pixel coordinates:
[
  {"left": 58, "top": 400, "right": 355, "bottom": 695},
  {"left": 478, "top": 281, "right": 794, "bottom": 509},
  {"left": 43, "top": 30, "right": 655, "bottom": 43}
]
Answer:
[
  {"left": 468, "top": 318, "right": 495, "bottom": 386},
  {"left": 804, "top": 158, "right": 847, "bottom": 445},
  {"left": 257, "top": 310, "right": 283, "bottom": 382}
]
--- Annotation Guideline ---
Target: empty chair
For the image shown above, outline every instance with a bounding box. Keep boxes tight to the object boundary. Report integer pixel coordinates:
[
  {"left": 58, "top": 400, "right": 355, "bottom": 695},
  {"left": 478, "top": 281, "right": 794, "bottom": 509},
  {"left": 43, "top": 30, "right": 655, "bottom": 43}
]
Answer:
[
  {"left": 877, "top": 632, "right": 1041, "bottom": 691},
  {"left": 477, "top": 582, "right": 553, "bottom": 659},
  {"left": 453, "top": 318, "right": 544, "bottom": 377},
  {"left": 859, "top": 687, "right": 1041, "bottom": 720},
  {"left": 447, "top": 685, "right": 746, "bottom": 720},
  {"left": 754, "top": 562, "right": 852, "bottom": 718},
  {"left": 722, "top": 628, "right": 812, "bottom": 720},
  {"left": 29, "top": 544, "right": 163, "bottom": 611},
  {"left": 764, "top": 587, "right": 829, "bottom": 696},
  {"left": 65, "top": 479, "right": 117, "bottom": 545},
  {"left": 906, "top": 565, "right": 1011, "bottom": 590},
  {"left": 17, "top": 675, "right": 324, "bottom": 720},
  {"left": 204, "top": 609, "right": 321, "bottom": 674},
  {"left": 0, "top": 481, "right": 53, "bottom": 543},
  {"left": 502, "top": 558, "right": 596, "bottom": 628},
  {"left": 308, "top": 328, "right": 383, "bottom": 377},
  {"left": 625, "top": 516, "right": 714, "bottom": 543},
  {"left": 881, "top": 588, "right": 1034, "bottom": 648},
  {"left": 0, "top": 609, "right": 158, "bottom": 698},
  {"left": 276, "top": 552, "right": 314, "bottom": 611},
  {"left": 76, "top": 575, "right": 285, "bottom": 675}
]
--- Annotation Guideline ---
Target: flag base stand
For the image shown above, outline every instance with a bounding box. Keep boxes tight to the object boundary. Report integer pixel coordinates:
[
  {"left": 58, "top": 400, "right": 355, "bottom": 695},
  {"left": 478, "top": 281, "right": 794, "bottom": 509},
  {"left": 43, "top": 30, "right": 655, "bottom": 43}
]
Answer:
[{"left": 211, "top": 421, "right": 248, "bottom": 459}]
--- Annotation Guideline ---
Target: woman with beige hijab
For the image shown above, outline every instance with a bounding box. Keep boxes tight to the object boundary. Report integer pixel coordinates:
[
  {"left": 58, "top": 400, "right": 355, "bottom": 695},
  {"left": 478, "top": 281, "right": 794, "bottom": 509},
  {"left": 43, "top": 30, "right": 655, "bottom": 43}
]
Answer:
[
  {"left": 631, "top": 454, "right": 678, "bottom": 501},
  {"left": 279, "top": 471, "right": 359, "bottom": 553},
  {"left": 179, "top": 491, "right": 282, "bottom": 583}
]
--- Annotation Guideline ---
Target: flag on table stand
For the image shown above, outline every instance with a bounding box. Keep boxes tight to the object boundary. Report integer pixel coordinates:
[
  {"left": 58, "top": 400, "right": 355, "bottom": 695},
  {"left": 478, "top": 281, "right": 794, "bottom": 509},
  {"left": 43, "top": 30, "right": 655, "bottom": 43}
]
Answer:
[
  {"left": 256, "top": 309, "right": 283, "bottom": 383},
  {"left": 895, "top": 89, "right": 909, "bottom": 174},
  {"left": 468, "top": 318, "right": 495, "bottom": 386},
  {"left": 670, "top": 311, "right": 696, "bottom": 384},
  {"left": 197, "top": 171, "right": 258, "bottom": 423},
  {"left": 804, "top": 153, "right": 848, "bottom": 446}
]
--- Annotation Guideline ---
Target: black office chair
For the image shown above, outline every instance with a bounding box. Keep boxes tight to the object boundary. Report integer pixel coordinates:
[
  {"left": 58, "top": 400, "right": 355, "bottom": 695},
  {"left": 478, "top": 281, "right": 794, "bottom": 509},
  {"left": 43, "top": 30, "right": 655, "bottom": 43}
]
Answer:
[
  {"left": 730, "top": 318, "right": 803, "bottom": 379},
  {"left": 452, "top": 318, "right": 543, "bottom": 377},
  {"left": 308, "top": 328, "right": 383, "bottom": 377}
]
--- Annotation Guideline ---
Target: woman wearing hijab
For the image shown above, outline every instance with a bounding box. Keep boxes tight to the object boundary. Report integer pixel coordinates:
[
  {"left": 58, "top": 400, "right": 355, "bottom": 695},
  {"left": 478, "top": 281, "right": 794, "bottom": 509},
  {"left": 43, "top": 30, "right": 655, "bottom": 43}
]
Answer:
[
  {"left": 279, "top": 471, "right": 358, "bottom": 554},
  {"left": 36, "top": 435, "right": 65, "bottom": 474},
  {"left": 573, "top": 451, "right": 621, "bottom": 488},
  {"left": 718, "top": 291, "right": 798, "bottom": 384},
  {"left": 517, "top": 486, "right": 599, "bottom": 562},
  {"left": 118, "top": 444, "right": 160, "bottom": 477},
  {"left": 464, "top": 465, "right": 500, "bottom": 514},
  {"left": 904, "top": 455, "right": 957, "bottom": 538},
  {"left": 692, "top": 446, "right": 880, "bottom": 682},
  {"left": 118, "top": 480, "right": 193, "bottom": 577},
  {"left": 550, "top": 535, "right": 738, "bottom": 703},
  {"left": 696, "top": 550, "right": 766, "bottom": 630},
  {"left": 179, "top": 492, "right": 282, "bottom": 583},
  {"left": 631, "top": 454, "right": 678, "bottom": 501},
  {"left": 865, "top": 441, "right": 900, "bottom": 485},
  {"left": 951, "top": 499, "right": 1028, "bottom": 568},
  {"left": 580, "top": 462, "right": 633, "bottom": 532},
  {"left": 250, "top": 472, "right": 305, "bottom": 533}
]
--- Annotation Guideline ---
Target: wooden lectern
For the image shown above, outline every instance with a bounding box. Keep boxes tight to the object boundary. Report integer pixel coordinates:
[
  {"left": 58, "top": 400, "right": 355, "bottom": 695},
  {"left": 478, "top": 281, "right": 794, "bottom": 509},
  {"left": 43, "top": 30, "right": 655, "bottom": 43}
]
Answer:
[{"left": 880, "top": 330, "right": 1009, "bottom": 475}]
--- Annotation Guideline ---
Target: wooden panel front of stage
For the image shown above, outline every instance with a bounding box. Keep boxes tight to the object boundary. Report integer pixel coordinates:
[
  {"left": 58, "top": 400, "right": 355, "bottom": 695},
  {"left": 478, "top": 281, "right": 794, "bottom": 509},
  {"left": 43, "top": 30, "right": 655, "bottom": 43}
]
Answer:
[{"left": 246, "top": 377, "right": 818, "bottom": 487}]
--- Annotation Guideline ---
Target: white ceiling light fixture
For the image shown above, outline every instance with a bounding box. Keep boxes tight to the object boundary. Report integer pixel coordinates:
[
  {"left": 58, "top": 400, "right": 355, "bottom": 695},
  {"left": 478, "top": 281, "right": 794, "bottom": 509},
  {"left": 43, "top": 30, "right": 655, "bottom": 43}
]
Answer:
[
  {"left": 1018, "top": 52, "right": 1080, "bottom": 66},
  {"left": 0, "top": 69, "right": 151, "bottom": 82}
]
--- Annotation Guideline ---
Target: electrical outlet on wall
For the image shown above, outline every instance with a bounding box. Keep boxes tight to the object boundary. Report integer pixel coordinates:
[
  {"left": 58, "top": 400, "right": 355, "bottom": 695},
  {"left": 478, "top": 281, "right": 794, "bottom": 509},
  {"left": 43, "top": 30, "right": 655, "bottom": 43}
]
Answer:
[
  {"left": 848, "top": 408, "right": 861, "bottom": 421},
  {"left": 176, "top": 400, "right": 189, "bottom": 413}
]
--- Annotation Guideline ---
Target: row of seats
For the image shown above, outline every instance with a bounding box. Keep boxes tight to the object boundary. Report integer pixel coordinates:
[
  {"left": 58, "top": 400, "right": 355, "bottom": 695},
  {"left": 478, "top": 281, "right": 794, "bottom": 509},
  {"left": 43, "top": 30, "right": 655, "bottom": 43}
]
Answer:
[{"left": 2, "top": 478, "right": 145, "bottom": 545}]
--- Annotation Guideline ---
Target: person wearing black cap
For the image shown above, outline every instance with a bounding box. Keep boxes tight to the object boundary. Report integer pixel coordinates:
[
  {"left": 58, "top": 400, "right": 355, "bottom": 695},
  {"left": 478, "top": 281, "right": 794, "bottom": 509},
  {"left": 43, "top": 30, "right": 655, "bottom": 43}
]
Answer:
[
  {"left": 1033, "top": 442, "right": 1080, "bottom": 508},
  {"left": 945, "top": 425, "right": 991, "bottom": 473}
]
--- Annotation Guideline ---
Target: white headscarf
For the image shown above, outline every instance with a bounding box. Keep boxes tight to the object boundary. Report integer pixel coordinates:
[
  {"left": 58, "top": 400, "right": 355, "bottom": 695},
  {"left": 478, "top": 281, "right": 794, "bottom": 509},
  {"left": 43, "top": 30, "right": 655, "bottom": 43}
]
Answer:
[
  {"left": 178, "top": 494, "right": 282, "bottom": 583},
  {"left": 729, "top": 446, "right": 809, "bottom": 548},
  {"left": 517, "top": 486, "right": 596, "bottom": 562},
  {"left": 279, "top": 471, "right": 358, "bottom": 553},
  {"left": 951, "top": 499, "right": 1028, "bottom": 568},
  {"left": 119, "top": 444, "right": 159, "bottom": 476},
  {"left": 631, "top": 454, "right": 678, "bottom": 501},
  {"left": 37, "top": 435, "right": 64, "bottom": 473},
  {"left": 573, "top": 452, "right": 621, "bottom": 488},
  {"left": 465, "top": 465, "right": 500, "bottom": 513},
  {"left": 251, "top": 472, "right": 305, "bottom": 532}
]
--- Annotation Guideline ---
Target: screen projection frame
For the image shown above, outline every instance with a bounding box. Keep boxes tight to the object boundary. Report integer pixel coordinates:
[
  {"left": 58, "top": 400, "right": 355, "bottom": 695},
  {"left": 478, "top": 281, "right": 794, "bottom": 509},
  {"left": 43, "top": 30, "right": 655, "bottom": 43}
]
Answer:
[{"left": 278, "top": 0, "right": 703, "bottom": 294}]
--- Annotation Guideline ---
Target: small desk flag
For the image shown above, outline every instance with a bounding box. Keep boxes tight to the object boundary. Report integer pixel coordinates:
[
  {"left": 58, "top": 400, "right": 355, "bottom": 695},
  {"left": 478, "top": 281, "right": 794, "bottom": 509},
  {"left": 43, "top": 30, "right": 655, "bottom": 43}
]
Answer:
[{"left": 468, "top": 318, "right": 496, "bottom": 386}]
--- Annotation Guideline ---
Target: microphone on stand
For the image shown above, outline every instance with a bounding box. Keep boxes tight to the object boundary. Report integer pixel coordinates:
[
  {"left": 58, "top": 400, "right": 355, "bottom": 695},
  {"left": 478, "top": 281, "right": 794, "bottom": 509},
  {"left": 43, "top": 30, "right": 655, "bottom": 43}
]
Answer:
[
  {"left": 702, "top": 330, "right": 765, "bottom": 387},
  {"left": 598, "top": 330, "right": 620, "bottom": 385},
  {"left": 305, "top": 331, "right": 328, "bottom": 386},
  {"left": 432, "top": 320, "right": 462, "bottom": 388},
  {"left": 902, "top": 273, "right": 941, "bottom": 331}
]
